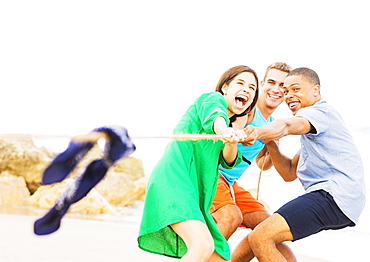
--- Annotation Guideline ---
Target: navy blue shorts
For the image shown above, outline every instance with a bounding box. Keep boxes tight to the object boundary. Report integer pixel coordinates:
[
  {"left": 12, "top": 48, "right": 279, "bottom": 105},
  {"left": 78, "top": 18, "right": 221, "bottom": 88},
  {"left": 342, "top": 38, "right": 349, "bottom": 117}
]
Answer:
[{"left": 275, "top": 190, "right": 355, "bottom": 241}]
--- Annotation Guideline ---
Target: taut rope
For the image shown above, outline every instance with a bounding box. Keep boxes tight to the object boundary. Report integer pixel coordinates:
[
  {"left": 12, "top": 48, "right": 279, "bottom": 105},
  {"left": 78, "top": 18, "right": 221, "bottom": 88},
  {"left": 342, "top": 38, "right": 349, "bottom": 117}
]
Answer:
[
  {"left": 256, "top": 151, "right": 269, "bottom": 201},
  {"left": 0, "top": 133, "right": 225, "bottom": 141}
]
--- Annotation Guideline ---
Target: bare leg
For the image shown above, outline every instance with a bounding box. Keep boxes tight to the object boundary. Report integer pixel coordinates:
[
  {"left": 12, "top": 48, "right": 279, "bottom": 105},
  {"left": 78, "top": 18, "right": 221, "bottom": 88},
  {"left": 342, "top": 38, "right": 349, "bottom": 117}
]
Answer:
[
  {"left": 232, "top": 211, "right": 270, "bottom": 261},
  {"left": 242, "top": 210, "right": 270, "bottom": 228},
  {"left": 171, "top": 220, "right": 214, "bottom": 262},
  {"left": 232, "top": 232, "right": 295, "bottom": 262},
  {"left": 232, "top": 211, "right": 296, "bottom": 262},
  {"left": 171, "top": 220, "right": 230, "bottom": 262},
  {"left": 248, "top": 213, "right": 295, "bottom": 262},
  {"left": 212, "top": 204, "right": 243, "bottom": 240}
]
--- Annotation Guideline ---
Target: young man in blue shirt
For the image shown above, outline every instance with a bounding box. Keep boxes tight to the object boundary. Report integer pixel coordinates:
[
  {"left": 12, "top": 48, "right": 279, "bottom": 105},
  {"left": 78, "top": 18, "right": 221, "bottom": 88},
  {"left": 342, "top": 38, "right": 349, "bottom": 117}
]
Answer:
[{"left": 246, "top": 67, "right": 365, "bottom": 262}]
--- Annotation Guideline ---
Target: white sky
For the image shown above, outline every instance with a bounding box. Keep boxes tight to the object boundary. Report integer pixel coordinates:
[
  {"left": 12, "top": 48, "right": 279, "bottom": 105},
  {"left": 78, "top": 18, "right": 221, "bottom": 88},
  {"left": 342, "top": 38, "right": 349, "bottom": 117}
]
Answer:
[{"left": 1, "top": 0, "right": 369, "bottom": 138}]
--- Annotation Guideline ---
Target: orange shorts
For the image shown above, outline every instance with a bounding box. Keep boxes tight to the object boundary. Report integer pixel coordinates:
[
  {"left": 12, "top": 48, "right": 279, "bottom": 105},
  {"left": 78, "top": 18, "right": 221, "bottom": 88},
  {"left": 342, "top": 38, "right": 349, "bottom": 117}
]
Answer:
[{"left": 210, "top": 175, "right": 266, "bottom": 214}]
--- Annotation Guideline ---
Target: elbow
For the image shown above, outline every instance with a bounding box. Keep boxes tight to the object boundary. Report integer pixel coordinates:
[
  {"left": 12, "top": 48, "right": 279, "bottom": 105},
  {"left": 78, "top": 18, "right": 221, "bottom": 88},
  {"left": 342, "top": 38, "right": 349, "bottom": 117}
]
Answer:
[
  {"left": 281, "top": 171, "right": 297, "bottom": 182},
  {"left": 282, "top": 175, "right": 297, "bottom": 182}
]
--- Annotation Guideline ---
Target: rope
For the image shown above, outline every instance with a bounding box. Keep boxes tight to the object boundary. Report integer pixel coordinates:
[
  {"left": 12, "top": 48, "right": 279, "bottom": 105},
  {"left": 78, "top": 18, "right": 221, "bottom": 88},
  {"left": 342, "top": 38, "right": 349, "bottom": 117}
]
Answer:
[
  {"left": 0, "top": 133, "right": 225, "bottom": 141},
  {"left": 256, "top": 151, "right": 269, "bottom": 201},
  {"left": 131, "top": 134, "right": 225, "bottom": 140}
]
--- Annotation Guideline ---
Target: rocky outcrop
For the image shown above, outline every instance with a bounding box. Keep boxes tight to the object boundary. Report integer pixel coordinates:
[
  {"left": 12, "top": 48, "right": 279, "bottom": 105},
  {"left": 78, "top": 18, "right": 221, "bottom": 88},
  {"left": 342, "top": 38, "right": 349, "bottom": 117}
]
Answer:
[
  {"left": 0, "top": 137, "right": 147, "bottom": 215},
  {"left": 0, "top": 172, "right": 30, "bottom": 205},
  {"left": 0, "top": 137, "right": 52, "bottom": 193},
  {"left": 96, "top": 157, "right": 147, "bottom": 206},
  {"left": 27, "top": 179, "right": 115, "bottom": 214}
]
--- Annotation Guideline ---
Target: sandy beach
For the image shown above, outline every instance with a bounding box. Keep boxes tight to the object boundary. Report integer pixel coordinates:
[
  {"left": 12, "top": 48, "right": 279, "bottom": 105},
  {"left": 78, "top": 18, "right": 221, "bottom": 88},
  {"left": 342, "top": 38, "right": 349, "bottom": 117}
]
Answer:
[{"left": 0, "top": 212, "right": 334, "bottom": 262}]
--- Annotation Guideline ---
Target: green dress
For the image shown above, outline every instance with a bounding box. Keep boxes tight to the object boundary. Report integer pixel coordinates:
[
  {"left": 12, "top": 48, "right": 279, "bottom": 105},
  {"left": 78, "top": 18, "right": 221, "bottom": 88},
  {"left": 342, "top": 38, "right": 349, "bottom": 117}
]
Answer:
[{"left": 138, "top": 92, "right": 241, "bottom": 260}]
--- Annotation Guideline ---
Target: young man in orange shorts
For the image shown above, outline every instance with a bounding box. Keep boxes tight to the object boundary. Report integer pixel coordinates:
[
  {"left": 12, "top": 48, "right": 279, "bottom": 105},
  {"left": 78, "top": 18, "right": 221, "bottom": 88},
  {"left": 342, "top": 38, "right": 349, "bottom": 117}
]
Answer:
[{"left": 210, "top": 62, "right": 296, "bottom": 261}]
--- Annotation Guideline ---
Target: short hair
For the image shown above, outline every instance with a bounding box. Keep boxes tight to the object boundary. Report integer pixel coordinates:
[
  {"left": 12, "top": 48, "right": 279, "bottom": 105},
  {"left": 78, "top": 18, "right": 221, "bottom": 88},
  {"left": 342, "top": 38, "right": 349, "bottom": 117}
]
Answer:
[
  {"left": 263, "top": 62, "right": 291, "bottom": 82},
  {"left": 287, "top": 67, "right": 320, "bottom": 86},
  {"left": 215, "top": 65, "right": 259, "bottom": 123}
]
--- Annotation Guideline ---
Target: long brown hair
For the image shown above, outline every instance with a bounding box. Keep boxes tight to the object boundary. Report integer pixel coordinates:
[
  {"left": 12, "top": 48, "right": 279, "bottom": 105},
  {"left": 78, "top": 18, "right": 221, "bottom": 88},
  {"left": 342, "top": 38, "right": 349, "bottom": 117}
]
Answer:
[{"left": 215, "top": 65, "right": 259, "bottom": 123}]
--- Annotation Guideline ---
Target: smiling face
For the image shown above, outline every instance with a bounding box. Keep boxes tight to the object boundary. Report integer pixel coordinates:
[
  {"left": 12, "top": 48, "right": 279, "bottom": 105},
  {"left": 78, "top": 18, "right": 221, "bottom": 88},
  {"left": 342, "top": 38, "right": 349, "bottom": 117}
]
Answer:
[
  {"left": 260, "top": 69, "right": 288, "bottom": 110},
  {"left": 223, "top": 72, "right": 257, "bottom": 117},
  {"left": 283, "top": 75, "right": 321, "bottom": 115}
]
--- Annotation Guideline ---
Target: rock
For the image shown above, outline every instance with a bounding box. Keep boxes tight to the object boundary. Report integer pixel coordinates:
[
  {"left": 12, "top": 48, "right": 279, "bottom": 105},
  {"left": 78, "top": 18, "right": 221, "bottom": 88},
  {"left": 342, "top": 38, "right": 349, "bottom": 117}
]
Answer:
[
  {"left": 0, "top": 137, "right": 52, "bottom": 193},
  {"left": 0, "top": 172, "right": 30, "bottom": 205},
  {"left": 28, "top": 179, "right": 115, "bottom": 214},
  {"left": 0, "top": 137, "right": 147, "bottom": 215},
  {"left": 69, "top": 189, "right": 116, "bottom": 215},
  {"left": 111, "top": 156, "right": 146, "bottom": 179},
  {"left": 96, "top": 169, "right": 147, "bottom": 206}
]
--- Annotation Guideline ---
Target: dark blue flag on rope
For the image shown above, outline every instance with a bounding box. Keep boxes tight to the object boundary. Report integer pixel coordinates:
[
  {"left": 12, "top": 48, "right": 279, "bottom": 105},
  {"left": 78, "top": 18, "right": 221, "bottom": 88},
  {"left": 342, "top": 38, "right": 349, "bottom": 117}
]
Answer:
[{"left": 34, "top": 125, "right": 136, "bottom": 236}]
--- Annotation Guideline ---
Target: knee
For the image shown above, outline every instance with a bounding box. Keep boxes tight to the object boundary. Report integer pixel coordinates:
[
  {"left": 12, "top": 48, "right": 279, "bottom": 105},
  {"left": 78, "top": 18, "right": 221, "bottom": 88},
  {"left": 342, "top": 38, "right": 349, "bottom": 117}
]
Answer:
[
  {"left": 225, "top": 206, "right": 243, "bottom": 228},
  {"left": 188, "top": 234, "right": 215, "bottom": 259},
  {"left": 248, "top": 229, "right": 258, "bottom": 247},
  {"left": 248, "top": 226, "right": 268, "bottom": 250},
  {"left": 215, "top": 204, "right": 243, "bottom": 228},
  {"left": 248, "top": 214, "right": 286, "bottom": 248},
  {"left": 197, "top": 239, "right": 215, "bottom": 261},
  {"left": 232, "top": 208, "right": 244, "bottom": 226},
  {"left": 201, "top": 238, "right": 215, "bottom": 257}
]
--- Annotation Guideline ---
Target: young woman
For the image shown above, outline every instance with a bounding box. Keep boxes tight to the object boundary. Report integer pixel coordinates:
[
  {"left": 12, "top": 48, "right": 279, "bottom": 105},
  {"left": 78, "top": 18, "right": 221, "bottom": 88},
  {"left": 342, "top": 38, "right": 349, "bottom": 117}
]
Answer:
[{"left": 138, "top": 65, "right": 259, "bottom": 262}]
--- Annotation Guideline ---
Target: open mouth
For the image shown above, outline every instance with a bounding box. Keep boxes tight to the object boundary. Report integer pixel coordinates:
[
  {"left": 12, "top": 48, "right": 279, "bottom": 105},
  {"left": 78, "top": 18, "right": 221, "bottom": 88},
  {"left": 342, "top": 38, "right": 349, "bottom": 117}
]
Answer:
[
  {"left": 288, "top": 101, "right": 300, "bottom": 110},
  {"left": 235, "top": 95, "right": 249, "bottom": 109}
]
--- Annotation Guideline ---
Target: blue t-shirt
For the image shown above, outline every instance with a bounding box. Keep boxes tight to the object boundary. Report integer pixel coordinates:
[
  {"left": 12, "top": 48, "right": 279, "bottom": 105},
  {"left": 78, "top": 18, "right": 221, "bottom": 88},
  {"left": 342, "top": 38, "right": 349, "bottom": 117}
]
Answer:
[
  {"left": 296, "top": 100, "right": 365, "bottom": 223},
  {"left": 219, "top": 107, "right": 273, "bottom": 185}
]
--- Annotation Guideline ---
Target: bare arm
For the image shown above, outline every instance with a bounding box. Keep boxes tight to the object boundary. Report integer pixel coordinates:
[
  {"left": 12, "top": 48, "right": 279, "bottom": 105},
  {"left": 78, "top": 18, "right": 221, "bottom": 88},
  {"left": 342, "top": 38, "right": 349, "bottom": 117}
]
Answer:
[
  {"left": 213, "top": 116, "right": 239, "bottom": 165},
  {"left": 255, "top": 116, "right": 312, "bottom": 141},
  {"left": 242, "top": 117, "right": 309, "bottom": 180},
  {"left": 265, "top": 140, "right": 299, "bottom": 182}
]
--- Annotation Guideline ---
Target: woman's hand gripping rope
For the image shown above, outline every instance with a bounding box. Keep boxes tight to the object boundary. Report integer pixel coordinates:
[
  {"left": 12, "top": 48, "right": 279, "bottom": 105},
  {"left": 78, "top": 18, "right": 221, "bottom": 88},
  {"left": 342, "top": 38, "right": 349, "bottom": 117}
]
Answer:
[
  {"left": 240, "top": 125, "right": 258, "bottom": 146},
  {"left": 220, "top": 127, "right": 257, "bottom": 145}
]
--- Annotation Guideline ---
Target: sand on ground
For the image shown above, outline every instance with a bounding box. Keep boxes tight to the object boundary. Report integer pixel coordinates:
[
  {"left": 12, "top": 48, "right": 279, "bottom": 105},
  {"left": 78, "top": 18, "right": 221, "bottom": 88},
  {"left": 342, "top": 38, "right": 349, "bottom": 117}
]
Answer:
[{"left": 0, "top": 213, "right": 332, "bottom": 262}]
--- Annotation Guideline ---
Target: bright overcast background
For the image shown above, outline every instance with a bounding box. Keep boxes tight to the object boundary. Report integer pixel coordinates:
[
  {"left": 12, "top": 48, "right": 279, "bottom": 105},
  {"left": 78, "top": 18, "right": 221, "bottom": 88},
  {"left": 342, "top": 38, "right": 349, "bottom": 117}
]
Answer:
[{"left": 1, "top": 0, "right": 369, "bottom": 138}]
